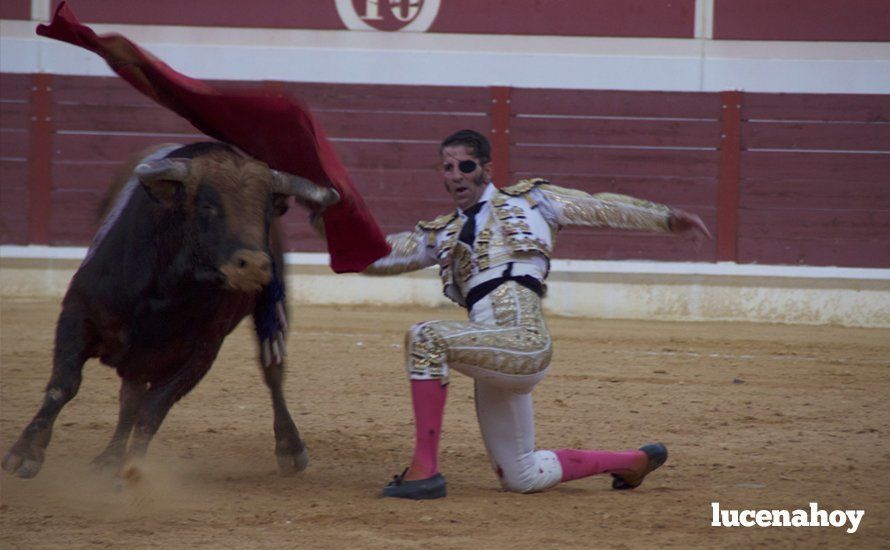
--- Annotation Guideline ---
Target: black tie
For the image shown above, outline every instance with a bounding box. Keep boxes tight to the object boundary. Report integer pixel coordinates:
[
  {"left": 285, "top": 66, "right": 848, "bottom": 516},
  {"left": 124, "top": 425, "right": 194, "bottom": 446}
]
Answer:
[{"left": 458, "top": 201, "right": 486, "bottom": 247}]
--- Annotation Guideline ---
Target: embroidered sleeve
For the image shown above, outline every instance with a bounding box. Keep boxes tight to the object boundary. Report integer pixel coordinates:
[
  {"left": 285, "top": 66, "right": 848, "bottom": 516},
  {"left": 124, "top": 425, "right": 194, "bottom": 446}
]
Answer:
[
  {"left": 362, "top": 229, "right": 438, "bottom": 276},
  {"left": 534, "top": 184, "right": 672, "bottom": 232}
]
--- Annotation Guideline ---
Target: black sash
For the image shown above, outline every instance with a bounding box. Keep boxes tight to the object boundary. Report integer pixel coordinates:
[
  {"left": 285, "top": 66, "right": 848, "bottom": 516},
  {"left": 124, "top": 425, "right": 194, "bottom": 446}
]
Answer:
[{"left": 464, "top": 263, "right": 544, "bottom": 311}]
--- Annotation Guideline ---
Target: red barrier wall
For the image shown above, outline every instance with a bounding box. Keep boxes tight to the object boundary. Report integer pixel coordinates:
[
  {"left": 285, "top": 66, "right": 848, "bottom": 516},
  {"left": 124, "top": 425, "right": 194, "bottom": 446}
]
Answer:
[
  {"left": 508, "top": 88, "right": 721, "bottom": 262},
  {"left": 737, "top": 93, "right": 890, "bottom": 266},
  {"left": 0, "top": 73, "right": 32, "bottom": 244},
  {"left": 1, "top": 74, "right": 888, "bottom": 267}
]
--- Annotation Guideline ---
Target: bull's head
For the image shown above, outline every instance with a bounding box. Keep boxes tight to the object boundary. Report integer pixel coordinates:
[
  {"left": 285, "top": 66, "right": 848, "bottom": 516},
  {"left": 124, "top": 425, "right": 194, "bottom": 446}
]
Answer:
[{"left": 135, "top": 149, "right": 339, "bottom": 293}]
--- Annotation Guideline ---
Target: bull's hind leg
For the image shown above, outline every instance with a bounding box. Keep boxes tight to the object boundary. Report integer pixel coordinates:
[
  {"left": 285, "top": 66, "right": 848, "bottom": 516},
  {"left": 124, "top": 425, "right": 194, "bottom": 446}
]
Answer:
[
  {"left": 2, "top": 312, "right": 93, "bottom": 478},
  {"left": 261, "top": 361, "right": 308, "bottom": 475},
  {"left": 124, "top": 357, "right": 215, "bottom": 464},
  {"left": 91, "top": 379, "right": 148, "bottom": 472}
]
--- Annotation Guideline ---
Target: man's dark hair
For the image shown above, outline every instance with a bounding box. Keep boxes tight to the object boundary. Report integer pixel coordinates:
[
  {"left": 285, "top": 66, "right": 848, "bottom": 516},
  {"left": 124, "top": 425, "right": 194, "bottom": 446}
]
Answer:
[{"left": 440, "top": 129, "right": 491, "bottom": 164}]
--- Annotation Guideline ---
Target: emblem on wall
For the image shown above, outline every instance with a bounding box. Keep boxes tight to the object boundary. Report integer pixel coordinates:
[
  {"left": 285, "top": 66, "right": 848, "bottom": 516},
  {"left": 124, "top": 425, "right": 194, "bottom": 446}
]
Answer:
[{"left": 335, "top": 0, "right": 441, "bottom": 32}]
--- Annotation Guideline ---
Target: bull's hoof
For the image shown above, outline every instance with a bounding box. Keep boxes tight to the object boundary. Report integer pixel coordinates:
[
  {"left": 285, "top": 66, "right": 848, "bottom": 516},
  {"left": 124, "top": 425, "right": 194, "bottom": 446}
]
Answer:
[
  {"left": 2, "top": 448, "right": 44, "bottom": 479},
  {"left": 90, "top": 451, "right": 124, "bottom": 473},
  {"left": 120, "top": 461, "right": 145, "bottom": 486},
  {"left": 276, "top": 447, "right": 309, "bottom": 476}
]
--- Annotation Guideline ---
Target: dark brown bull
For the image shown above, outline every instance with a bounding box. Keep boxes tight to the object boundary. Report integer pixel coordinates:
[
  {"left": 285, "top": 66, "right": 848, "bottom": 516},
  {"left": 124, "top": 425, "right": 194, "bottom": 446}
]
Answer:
[{"left": 2, "top": 141, "right": 338, "bottom": 478}]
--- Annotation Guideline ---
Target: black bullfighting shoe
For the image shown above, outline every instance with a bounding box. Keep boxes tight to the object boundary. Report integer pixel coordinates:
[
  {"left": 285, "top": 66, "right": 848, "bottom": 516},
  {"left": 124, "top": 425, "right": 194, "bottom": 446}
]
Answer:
[
  {"left": 611, "top": 443, "right": 669, "bottom": 490},
  {"left": 381, "top": 469, "right": 447, "bottom": 500}
]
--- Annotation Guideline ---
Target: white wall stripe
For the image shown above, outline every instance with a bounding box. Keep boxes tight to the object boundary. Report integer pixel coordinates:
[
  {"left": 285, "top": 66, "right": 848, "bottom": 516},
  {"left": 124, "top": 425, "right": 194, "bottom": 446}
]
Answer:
[
  {"left": 3, "top": 245, "right": 888, "bottom": 280},
  {"left": 2, "top": 20, "right": 889, "bottom": 93}
]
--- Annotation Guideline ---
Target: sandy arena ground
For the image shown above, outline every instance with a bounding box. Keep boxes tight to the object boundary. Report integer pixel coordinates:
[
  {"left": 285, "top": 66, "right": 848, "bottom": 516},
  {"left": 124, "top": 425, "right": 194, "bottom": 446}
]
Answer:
[{"left": 1, "top": 297, "right": 888, "bottom": 548}]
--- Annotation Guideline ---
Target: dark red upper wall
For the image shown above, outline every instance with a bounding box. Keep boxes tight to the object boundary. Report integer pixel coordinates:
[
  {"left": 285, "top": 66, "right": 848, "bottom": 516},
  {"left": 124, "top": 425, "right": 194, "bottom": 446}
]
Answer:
[
  {"left": 47, "top": 0, "right": 343, "bottom": 30},
  {"left": 0, "top": 0, "right": 30, "bottom": 19},
  {"left": 714, "top": 0, "right": 890, "bottom": 41},
  {"left": 6, "top": 1, "right": 877, "bottom": 41},
  {"left": 8, "top": 1, "right": 884, "bottom": 41},
  {"left": 46, "top": 0, "right": 696, "bottom": 37},
  {"left": 427, "top": 0, "right": 694, "bottom": 38}
]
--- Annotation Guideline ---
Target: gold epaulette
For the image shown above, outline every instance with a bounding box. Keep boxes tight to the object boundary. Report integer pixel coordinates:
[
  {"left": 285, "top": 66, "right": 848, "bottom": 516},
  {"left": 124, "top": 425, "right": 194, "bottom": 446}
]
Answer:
[
  {"left": 499, "top": 178, "right": 549, "bottom": 197},
  {"left": 417, "top": 212, "right": 458, "bottom": 231}
]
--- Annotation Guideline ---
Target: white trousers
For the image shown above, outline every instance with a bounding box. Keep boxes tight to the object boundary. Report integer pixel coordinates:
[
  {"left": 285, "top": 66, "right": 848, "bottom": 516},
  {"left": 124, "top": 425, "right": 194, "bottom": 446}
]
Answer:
[{"left": 405, "top": 282, "right": 563, "bottom": 492}]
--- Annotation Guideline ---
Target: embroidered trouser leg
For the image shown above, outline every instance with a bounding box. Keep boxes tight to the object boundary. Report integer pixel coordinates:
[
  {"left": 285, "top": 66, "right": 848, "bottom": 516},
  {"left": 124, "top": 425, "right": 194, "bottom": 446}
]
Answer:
[
  {"left": 405, "top": 282, "right": 551, "bottom": 384},
  {"left": 404, "top": 282, "right": 562, "bottom": 492}
]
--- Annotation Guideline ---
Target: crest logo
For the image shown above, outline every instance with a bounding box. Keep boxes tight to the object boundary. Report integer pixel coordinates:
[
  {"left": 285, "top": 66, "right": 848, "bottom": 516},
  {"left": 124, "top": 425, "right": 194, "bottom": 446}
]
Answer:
[{"left": 336, "top": 0, "right": 441, "bottom": 32}]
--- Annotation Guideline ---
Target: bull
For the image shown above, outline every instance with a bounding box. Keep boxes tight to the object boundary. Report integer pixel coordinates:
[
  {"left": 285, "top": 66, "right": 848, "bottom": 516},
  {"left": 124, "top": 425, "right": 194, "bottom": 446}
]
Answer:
[{"left": 2, "top": 141, "right": 338, "bottom": 478}]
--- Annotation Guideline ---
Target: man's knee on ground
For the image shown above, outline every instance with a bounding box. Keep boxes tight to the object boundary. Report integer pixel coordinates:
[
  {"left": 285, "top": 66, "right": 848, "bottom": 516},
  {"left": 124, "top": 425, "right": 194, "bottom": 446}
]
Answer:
[
  {"left": 498, "top": 469, "right": 555, "bottom": 494},
  {"left": 495, "top": 451, "right": 562, "bottom": 494},
  {"left": 499, "top": 475, "right": 544, "bottom": 494}
]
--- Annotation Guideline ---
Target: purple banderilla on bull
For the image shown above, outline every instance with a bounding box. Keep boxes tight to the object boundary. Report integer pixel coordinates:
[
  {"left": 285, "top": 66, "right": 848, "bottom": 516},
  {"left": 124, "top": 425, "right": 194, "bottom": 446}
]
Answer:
[{"left": 2, "top": 141, "right": 339, "bottom": 479}]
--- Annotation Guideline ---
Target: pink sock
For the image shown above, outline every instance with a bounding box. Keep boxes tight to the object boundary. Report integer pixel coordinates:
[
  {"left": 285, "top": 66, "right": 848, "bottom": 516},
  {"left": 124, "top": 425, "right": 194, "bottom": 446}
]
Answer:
[
  {"left": 407, "top": 379, "right": 447, "bottom": 479},
  {"left": 554, "top": 448, "right": 645, "bottom": 482}
]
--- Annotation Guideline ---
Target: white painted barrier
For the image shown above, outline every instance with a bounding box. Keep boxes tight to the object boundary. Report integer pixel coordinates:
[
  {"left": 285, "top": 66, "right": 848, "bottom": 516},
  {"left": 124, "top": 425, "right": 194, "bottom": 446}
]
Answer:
[{"left": 2, "top": 246, "right": 888, "bottom": 328}]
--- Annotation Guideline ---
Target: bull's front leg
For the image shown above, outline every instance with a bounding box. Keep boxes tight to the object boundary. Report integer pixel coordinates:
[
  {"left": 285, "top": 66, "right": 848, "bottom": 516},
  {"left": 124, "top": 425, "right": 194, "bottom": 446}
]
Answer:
[
  {"left": 260, "top": 360, "right": 309, "bottom": 476},
  {"left": 2, "top": 312, "right": 93, "bottom": 478},
  {"left": 253, "top": 264, "right": 308, "bottom": 475}
]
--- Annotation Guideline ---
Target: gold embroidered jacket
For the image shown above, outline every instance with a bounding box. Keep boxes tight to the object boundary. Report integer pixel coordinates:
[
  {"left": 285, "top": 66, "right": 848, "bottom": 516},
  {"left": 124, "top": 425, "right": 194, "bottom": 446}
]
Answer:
[{"left": 364, "top": 178, "right": 673, "bottom": 306}]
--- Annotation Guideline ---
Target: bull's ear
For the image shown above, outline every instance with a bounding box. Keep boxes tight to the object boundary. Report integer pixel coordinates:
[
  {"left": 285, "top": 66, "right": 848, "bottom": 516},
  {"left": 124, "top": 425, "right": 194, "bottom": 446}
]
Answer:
[
  {"left": 271, "top": 194, "right": 290, "bottom": 217},
  {"left": 135, "top": 159, "right": 190, "bottom": 207}
]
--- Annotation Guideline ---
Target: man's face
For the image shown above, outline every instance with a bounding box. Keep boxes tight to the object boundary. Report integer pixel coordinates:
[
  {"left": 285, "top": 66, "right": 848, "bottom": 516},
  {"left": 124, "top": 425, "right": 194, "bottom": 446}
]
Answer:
[{"left": 441, "top": 144, "right": 491, "bottom": 211}]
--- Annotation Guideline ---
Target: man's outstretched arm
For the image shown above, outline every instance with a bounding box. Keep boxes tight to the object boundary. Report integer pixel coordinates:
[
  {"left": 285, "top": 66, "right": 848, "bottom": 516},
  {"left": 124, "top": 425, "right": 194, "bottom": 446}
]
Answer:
[
  {"left": 535, "top": 185, "right": 711, "bottom": 239},
  {"left": 362, "top": 229, "right": 438, "bottom": 276}
]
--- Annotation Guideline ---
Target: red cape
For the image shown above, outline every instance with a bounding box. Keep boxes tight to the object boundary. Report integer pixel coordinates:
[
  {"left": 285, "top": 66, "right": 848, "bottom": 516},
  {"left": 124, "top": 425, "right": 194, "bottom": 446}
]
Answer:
[{"left": 37, "top": 1, "right": 389, "bottom": 273}]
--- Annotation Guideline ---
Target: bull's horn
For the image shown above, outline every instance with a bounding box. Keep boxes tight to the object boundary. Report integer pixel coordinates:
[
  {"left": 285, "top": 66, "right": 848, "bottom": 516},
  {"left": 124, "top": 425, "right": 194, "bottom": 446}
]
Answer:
[
  {"left": 271, "top": 170, "right": 340, "bottom": 207},
  {"left": 135, "top": 158, "right": 190, "bottom": 183}
]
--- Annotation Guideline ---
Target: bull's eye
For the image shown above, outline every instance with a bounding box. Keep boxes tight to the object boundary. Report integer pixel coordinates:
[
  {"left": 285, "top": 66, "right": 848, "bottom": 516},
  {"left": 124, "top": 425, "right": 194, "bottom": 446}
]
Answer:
[{"left": 199, "top": 203, "right": 220, "bottom": 218}]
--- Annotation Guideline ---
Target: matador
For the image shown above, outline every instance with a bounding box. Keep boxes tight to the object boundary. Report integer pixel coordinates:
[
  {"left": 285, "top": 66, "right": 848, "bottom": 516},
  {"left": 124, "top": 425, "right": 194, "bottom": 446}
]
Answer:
[{"left": 362, "top": 129, "right": 711, "bottom": 499}]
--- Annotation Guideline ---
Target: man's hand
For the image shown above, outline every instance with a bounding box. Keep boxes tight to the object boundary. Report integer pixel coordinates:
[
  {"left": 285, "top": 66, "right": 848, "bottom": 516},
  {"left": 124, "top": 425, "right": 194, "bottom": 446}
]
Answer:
[{"left": 669, "top": 209, "right": 712, "bottom": 240}]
